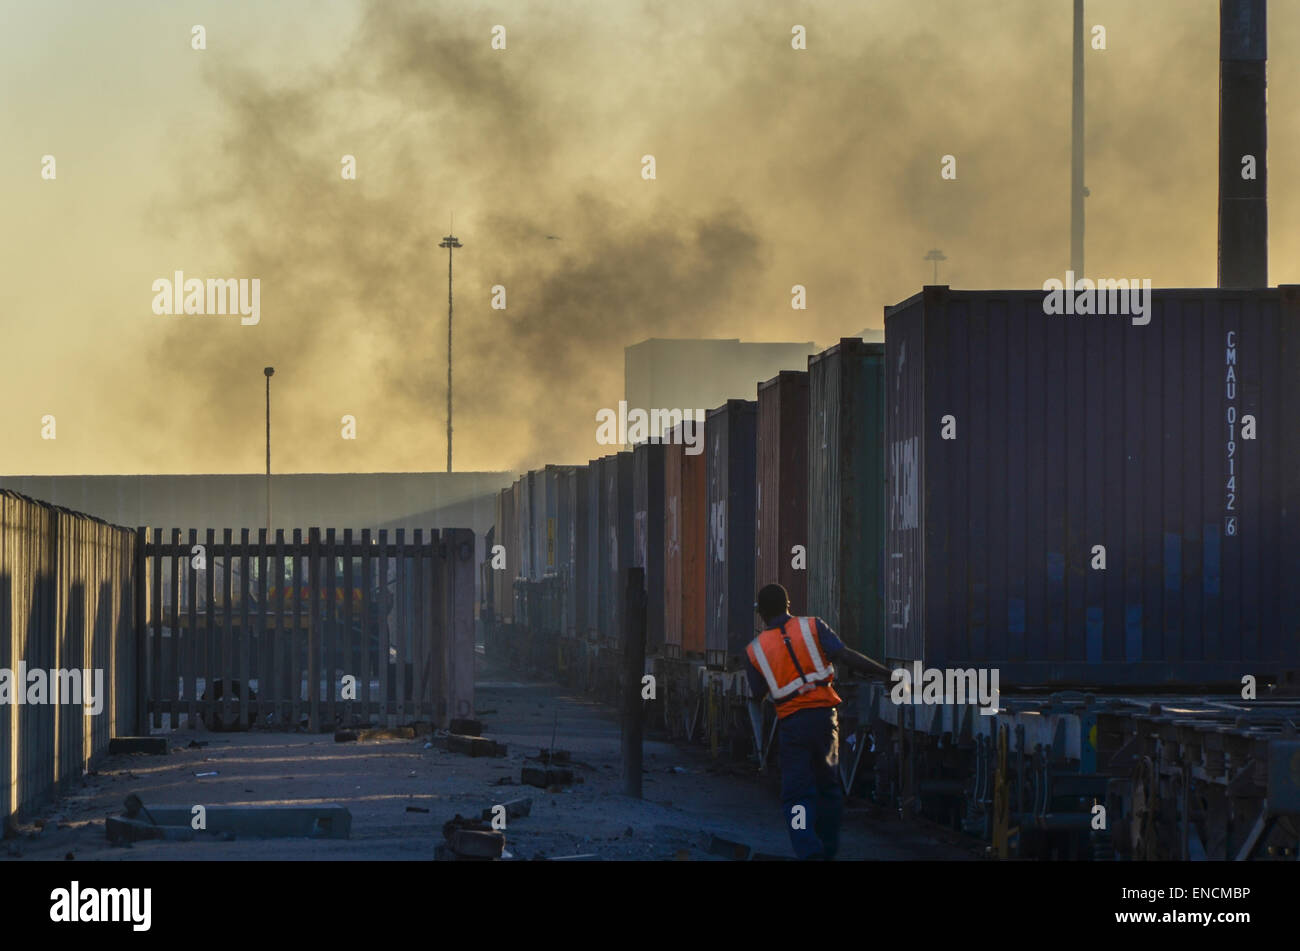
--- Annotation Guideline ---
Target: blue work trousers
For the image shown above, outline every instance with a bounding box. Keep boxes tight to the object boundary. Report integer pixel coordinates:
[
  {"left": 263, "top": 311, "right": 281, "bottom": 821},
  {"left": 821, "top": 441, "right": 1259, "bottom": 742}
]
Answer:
[{"left": 777, "top": 705, "right": 843, "bottom": 860}]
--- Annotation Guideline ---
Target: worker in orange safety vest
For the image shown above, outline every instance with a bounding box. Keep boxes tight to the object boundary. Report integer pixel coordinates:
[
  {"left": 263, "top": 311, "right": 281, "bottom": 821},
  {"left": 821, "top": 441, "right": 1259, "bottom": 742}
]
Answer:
[{"left": 745, "top": 583, "right": 891, "bottom": 860}]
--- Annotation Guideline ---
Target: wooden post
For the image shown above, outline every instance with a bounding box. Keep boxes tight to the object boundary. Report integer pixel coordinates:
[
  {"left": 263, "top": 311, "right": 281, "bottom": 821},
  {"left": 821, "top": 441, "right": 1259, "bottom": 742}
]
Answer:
[{"left": 622, "top": 567, "right": 647, "bottom": 798}]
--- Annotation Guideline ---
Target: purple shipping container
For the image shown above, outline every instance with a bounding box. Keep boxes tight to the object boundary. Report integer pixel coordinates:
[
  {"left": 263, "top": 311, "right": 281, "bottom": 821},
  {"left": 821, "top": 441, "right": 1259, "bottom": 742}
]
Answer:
[{"left": 886, "top": 285, "right": 1300, "bottom": 687}]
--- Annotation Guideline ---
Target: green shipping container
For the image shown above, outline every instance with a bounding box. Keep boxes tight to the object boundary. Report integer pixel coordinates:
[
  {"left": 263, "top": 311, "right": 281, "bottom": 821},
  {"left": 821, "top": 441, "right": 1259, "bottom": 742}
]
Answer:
[{"left": 807, "top": 339, "right": 886, "bottom": 659}]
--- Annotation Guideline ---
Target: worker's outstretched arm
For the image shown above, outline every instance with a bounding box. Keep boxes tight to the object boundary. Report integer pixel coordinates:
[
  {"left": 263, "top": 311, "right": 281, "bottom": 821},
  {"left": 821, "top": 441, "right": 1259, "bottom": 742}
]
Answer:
[{"left": 828, "top": 646, "right": 892, "bottom": 681}]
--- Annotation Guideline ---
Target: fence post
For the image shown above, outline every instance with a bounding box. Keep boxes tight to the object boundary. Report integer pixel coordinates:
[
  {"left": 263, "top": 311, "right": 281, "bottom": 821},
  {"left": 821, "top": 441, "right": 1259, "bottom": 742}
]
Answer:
[
  {"left": 622, "top": 567, "right": 647, "bottom": 798},
  {"left": 308, "top": 527, "right": 321, "bottom": 733},
  {"left": 134, "top": 527, "right": 149, "bottom": 736}
]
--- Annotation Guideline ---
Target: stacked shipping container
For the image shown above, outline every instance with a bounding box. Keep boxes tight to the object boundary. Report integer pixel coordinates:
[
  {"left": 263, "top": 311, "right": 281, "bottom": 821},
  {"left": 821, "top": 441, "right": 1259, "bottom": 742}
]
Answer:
[
  {"left": 756, "top": 370, "right": 810, "bottom": 615},
  {"left": 664, "top": 423, "right": 707, "bottom": 656},
  {"left": 807, "top": 339, "right": 886, "bottom": 658},
  {"left": 705, "top": 400, "right": 758, "bottom": 668},
  {"left": 633, "top": 442, "right": 667, "bottom": 653},
  {"left": 885, "top": 286, "right": 1300, "bottom": 685}
]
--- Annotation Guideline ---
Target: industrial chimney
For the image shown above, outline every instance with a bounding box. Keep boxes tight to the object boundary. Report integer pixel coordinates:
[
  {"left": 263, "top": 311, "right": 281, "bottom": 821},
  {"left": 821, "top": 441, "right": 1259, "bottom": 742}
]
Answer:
[{"left": 1219, "top": 0, "right": 1267, "bottom": 288}]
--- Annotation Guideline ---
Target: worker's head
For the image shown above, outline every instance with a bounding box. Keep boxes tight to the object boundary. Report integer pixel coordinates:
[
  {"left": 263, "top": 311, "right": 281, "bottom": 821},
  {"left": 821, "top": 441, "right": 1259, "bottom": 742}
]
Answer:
[{"left": 755, "top": 583, "right": 790, "bottom": 624}]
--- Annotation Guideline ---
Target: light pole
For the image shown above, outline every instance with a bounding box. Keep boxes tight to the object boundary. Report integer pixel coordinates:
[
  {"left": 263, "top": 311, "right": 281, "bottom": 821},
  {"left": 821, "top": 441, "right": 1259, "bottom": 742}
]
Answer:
[
  {"left": 264, "top": 366, "right": 274, "bottom": 536},
  {"left": 1071, "top": 0, "right": 1086, "bottom": 276},
  {"left": 439, "top": 232, "right": 462, "bottom": 473},
  {"left": 924, "top": 249, "right": 947, "bottom": 284}
]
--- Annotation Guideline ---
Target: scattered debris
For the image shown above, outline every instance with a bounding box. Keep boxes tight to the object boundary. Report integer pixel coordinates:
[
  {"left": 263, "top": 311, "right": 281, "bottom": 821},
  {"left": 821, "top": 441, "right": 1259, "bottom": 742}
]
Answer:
[
  {"left": 534, "top": 748, "right": 570, "bottom": 765},
  {"left": 480, "top": 798, "right": 532, "bottom": 822},
  {"left": 186, "top": 740, "right": 209, "bottom": 749},
  {"left": 706, "top": 834, "right": 753, "bottom": 861},
  {"left": 491, "top": 776, "right": 516, "bottom": 786},
  {"left": 405, "top": 805, "right": 431, "bottom": 814},
  {"left": 106, "top": 816, "right": 194, "bottom": 844},
  {"left": 439, "top": 814, "right": 505, "bottom": 861},
  {"left": 447, "top": 734, "right": 507, "bottom": 758},
  {"left": 110, "top": 803, "right": 352, "bottom": 841},
  {"left": 522, "top": 765, "right": 574, "bottom": 789},
  {"left": 448, "top": 717, "right": 482, "bottom": 736}
]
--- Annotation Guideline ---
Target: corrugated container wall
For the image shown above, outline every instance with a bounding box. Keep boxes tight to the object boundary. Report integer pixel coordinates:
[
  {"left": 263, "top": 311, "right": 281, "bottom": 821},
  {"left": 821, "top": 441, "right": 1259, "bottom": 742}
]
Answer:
[
  {"left": 664, "top": 423, "right": 708, "bottom": 656},
  {"left": 756, "top": 370, "right": 810, "bottom": 615},
  {"left": 529, "top": 469, "right": 547, "bottom": 580},
  {"left": 681, "top": 427, "right": 707, "bottom": 655},
  {"left": 563, "top": 466, "right": 591, "bottom": 637},
  {"left": 492, "top": 488, "right": 513, "bottom": 622},
  {"left": 554, "top": 466, "right": 574, "bottom": 592},
  {"left": 584, "top": 459, "right": 603, "bottom": 638},
  {"left": 633, "top": 442, "right": 666, "bottom": 653},
  {"left": 599, "top": 452, "right": 634, "bottom": 646},
  {"left": 808, "top": 339, "right": 886, "bottom": 658},
  {"left": 540, "top": 466, "right": 561, "bottom": 576},
  {"left": 705, "top": 400, "right": 758, "bottom": 668},
  {"left": 513, "top": 475, "right": 530, "bottom": 588},
  {"left": 885, "top": 286, "right": 1300, "bottom": 686}
]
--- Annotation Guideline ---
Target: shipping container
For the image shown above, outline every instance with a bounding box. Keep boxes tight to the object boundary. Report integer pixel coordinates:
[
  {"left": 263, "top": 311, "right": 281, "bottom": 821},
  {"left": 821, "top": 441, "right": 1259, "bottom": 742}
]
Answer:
[
  {"left": 664, "top": 423, "right": 708, "bottom": 657},
  {"left": 514, "top": 473, "right": 531, "bottom": 588},
  {"left": 562, "top": 465, "right": 591, "bottom": 637},
  {"left": 584, "top": 458, "right": 603, "bottom": 638},
  {"left": 808, "top": 338, "right": 886, "bottom": 658},
  {"left": 633, "top": 441, "right": 667, "bottom": 652},
  {"left": 599, "top": 452, "right": 634, "bottom": 646},
  {"left": 493, "top": 487, "right": 516, "bottom": 622},
  {"left": 539, "top": 465, "right": 562, "bottom": 577},
  {"left": 756, "top": 370, "right": 810, "bottom": 616},
  {"left": 885, "top": 285, "right": 1300, "bottom": 686},
  {"left": 529, "top": 469, "right": 547, "bottom": 580},
  {"left": 705, "top": 400, "right": 758, "bottom": 668}
]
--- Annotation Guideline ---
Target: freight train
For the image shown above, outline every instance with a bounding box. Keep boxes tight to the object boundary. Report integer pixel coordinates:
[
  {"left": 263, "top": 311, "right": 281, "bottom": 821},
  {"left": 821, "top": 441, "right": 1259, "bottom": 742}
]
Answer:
[{"left": 482, "top": 285, "right": 1300, "bottom": 860}]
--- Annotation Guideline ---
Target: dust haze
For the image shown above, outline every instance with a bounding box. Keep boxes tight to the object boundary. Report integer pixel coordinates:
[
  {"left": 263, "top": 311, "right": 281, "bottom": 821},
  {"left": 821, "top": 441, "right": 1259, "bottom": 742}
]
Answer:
[{"left": 7, "top": 0, "right": 1291, "bottom": 476}]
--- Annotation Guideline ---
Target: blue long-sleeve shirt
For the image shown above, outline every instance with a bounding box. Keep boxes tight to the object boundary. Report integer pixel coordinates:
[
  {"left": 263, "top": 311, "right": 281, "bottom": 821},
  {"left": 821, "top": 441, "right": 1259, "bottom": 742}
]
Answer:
[{"left": 745, "top": 613, "right": 845, "bottom": 701}]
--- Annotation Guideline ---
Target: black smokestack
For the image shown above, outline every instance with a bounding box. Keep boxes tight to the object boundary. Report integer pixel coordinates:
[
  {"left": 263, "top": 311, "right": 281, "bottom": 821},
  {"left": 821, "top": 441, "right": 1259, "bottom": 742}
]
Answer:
[{"left": 1218, "top": 0, "right": 1267, "bottom": 289}]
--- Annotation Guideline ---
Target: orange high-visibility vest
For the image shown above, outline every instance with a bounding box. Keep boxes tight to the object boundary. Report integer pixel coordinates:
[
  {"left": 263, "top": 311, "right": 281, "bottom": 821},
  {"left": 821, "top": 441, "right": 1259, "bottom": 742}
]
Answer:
[{"left": 746, "top": 617, "right": 841, "bottom": 718}]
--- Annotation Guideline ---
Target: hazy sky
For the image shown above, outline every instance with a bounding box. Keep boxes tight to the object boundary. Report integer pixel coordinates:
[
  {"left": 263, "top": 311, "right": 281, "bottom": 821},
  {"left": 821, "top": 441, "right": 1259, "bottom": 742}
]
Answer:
[{"left": 3, "top": 0, "right": 1297, "bottom": 476}]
